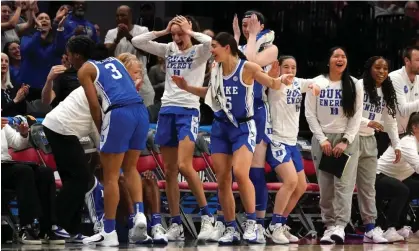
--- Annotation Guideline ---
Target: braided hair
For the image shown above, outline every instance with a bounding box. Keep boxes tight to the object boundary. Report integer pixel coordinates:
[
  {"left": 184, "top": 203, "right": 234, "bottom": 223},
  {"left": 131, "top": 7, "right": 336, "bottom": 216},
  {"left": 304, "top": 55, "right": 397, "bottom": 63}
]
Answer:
[
  {"left": 362, "top": 56, "right": 398, "bottom": 118},
  {"left": 66, "top": 35, "right": 96, "bottom": 60}
]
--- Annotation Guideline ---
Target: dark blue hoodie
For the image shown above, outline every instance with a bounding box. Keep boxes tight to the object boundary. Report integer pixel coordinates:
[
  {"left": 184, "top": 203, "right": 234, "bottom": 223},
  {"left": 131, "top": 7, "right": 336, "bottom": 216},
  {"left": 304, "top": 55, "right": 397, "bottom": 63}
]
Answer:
[
  {"left": 20, "top": 30, "right": 66, "bottom": 89},
  {"left": 63, "top": 14, "right": 98, "bottom": 43}
]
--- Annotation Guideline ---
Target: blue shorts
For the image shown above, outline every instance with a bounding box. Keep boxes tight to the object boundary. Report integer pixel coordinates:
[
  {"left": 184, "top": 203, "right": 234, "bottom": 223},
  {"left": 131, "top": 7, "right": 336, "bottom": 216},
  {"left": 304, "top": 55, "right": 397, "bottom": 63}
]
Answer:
[
  {"left": 100, "top": 103, "right": 149, "bottom": 153},
  {"left": 266, "top": 141, "right": 303, "bottom": 172},
  {"left": 254, "top": 101, "right": 272, "bottom": 144},
  {"left": 154, "top": 107, "right": 200, "bottom": 147},
  {"left": 210, "top": 119, "right": 257, "bottom": 155}
]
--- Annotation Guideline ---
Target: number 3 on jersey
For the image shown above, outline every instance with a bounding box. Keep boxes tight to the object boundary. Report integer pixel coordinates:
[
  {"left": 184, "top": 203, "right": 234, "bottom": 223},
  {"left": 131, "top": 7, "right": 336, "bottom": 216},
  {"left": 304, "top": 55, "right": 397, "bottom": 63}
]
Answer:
[{"left": 104, "top": 63, "right": 123, "bottom": 80}]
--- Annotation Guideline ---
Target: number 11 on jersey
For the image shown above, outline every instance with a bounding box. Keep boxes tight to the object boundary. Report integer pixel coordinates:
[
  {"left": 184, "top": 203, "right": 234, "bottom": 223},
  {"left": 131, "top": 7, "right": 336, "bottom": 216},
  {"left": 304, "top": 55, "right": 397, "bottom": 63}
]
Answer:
[{"left": 173, "top": 69, "right": 180, "bottom": 76}]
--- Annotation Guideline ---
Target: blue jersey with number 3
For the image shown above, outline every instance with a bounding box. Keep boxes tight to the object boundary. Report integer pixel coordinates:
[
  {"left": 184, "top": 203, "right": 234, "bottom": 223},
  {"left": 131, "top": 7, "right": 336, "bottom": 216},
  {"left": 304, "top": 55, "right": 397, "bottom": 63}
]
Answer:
[{"left": 87, "top": 57, "right": 142, "bottom": 111}]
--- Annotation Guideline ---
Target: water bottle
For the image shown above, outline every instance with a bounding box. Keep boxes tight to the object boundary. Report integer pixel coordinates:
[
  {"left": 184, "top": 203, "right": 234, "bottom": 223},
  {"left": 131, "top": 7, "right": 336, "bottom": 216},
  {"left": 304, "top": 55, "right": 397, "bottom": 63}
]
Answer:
[{"left": 7, "top": 115, "right": 27, "bottom": 126}]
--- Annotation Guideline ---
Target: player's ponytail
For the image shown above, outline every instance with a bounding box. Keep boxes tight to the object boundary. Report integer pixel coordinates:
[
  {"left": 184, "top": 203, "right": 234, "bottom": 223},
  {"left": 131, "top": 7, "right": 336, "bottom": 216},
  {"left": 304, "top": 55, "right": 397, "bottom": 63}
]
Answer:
[{"left": 214, "top": 32, "right": 247, "bottom": 60}]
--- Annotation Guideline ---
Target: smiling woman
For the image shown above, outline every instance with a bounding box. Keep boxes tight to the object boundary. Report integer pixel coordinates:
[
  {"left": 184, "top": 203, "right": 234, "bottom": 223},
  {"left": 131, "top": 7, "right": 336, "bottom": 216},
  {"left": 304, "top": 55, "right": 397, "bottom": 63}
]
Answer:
[
  {"left": 353, "top": 56, "right": 400, "bottom": 243},
  {"left": 305, "top": 46, "right": 364, "bottom": 244}
]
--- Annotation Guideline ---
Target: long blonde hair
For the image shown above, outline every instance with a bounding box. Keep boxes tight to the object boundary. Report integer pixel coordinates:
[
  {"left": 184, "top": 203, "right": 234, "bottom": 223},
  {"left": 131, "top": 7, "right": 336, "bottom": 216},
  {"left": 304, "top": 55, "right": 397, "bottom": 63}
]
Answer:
[
  {"left": 1, "top": 53, "right": 13, "bottom": 90},
  {"left": 117, "top": 53, "right": 144, "bottom": 78}
]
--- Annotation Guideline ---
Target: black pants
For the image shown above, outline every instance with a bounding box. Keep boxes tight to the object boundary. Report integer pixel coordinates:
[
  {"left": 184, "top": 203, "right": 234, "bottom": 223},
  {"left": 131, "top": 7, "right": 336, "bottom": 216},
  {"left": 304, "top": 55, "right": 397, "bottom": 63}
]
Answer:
[
  {"left": 375, "top": 131, "right": 390, "bottom": 158},
  {"left": 43, "top": 126, "right": 94, "bottom": 235},
  {"left": 1, "top": 163, "right": 56, "bottom": 233},
  {"left": 376, "top": 173, "right": 419, "bottom": 230}
]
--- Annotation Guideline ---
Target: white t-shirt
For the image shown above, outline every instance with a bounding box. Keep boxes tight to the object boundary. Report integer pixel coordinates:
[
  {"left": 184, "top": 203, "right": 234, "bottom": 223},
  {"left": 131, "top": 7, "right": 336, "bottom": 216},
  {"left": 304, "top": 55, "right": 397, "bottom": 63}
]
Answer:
[
  {"left": 305, "top": 75, "right": 363, "bottom": 144},
  {"left": 1, "top": 124, "right": 29, "bottom": 161},
  {"left": 42, "top": 87, "right": 97, "bottom": 139},
  {"left": 377, "top": 135, "right": 419, "bottom": 181},
  {"left": 390, "top": 67, "right": 419, "bottom": 134},
  {"left": 358, "top": 79, "right": 400, "bottom": 149},
  {"left": 132, "top": 31, "right": 212, "bottom": 110},
  {"left": 269, "top": 77, "right": 328, "bottom": 145},
  {"left": 104, "top": 25, "right": 155, "bottom": 105}
]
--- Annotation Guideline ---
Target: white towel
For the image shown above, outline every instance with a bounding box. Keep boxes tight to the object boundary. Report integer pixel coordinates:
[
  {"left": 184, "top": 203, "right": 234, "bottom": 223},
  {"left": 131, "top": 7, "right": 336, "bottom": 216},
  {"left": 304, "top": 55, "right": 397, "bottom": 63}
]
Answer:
[
  {"left": 239, "top": 29, "right": 275, "bottom": 55},
  {"left": 204, "top": 62, "right": 239, "bottom": 127}
]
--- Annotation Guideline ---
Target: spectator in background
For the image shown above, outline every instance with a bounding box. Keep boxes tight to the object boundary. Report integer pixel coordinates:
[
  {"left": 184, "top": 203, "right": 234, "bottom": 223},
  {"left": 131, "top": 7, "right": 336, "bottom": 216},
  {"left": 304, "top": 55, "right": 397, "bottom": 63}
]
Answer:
[
  {"left": 41, "top": 54, "right": 79, "bottom": 108},
  {"left": 137, "top": 2, "right": 165, "bottom": 70},
  {"left": 63, "top": 1, "right": 98, "bottom": 42},
  {"left": 94, "top": 23, "right": 101, "bottom": 41},
  {"left": 3, "top": 41, "right": 22, "bottom": 85},
  {"left": 20, "top": 12, "right": 66, "bottom": 101},
  {"left": 203, "top": 29, "right": 215, "bottom": 38},
  {"left": 405, "top": 1, "right": 419, "bottom": 21},
  {"left": 371, "top": 1, "right": 404, "bottom": 17},
  {"left": 1, "top": 1, "right": 36, "bottom": 51},
  {"left": 104, "top": 5, "right": 155, "bottom": 107},
  {"left": 1, "top": 117, "right": 64, "bottom": 245},
  {"left": 148, "top": 56, "right": 165, "bottom": 104},
  {"left": 1, "top": 53, "right": 28, "bottom": 117}
]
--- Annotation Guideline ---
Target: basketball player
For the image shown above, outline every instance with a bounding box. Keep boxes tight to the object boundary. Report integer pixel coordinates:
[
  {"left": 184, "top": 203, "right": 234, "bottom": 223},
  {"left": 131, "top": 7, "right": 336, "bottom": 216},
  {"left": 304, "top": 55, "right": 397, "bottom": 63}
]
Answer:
[
  {"left": 265, "top": 56, "right": 327, "bottom": 244},
  {"left": 132, "top": 16, "right": 215, "bottom": 241},
  {"left": 205, "top": 11, "right": 279, "bottom": 243},
  {"left": 65, "top": 36, "right": 150, "bottom": 247},
  {"left": 356, "top": 56, "right": 400, "bottom": 243},
  {"left": 172, "top": 32, "right": 294, "bottom": 244},
  {"left": 305, "top": 47, "right": 363, "bottom": 244}
]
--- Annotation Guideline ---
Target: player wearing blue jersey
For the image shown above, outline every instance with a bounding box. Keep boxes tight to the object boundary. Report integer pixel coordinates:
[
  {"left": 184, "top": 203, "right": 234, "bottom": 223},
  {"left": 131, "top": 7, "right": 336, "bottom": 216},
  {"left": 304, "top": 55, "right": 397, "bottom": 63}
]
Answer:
[
  {"left": 211, "top": 12, "right": 279, "bottom": 243},
  {"left": 65, "top": 36, "right": 150, "bottom": 247},
  {"left": 172, "top": 32, "right": 294, "bottom": 245}
]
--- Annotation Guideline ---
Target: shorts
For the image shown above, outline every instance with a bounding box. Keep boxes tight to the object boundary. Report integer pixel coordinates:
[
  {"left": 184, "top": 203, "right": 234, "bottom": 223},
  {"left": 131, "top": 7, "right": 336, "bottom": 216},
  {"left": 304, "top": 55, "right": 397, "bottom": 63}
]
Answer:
[
  {"left": 154, "top": 108, "right": 200, "bottom": 147},
  {"left": 210, "top": 119, "right": 257, "bottom": 155},
  {"left": 266, "top": 141, "right": 303, "bottom": 172},
  {"left": 100, "top": 103, "right": 149, "bottom": 153},
  {"left": 254, "top": 101, "right": 272, "bottom": 144}
]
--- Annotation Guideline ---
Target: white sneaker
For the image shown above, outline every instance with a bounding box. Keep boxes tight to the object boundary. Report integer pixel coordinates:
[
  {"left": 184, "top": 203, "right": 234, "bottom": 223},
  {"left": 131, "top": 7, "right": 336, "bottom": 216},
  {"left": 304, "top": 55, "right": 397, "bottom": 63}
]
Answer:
[
  {"left": 166, "top": 223, "right": 185, "bottom": 241},
  {"left": 283, "top": 225, "right": 299, "bottom": 243},
  {"left": 128, "top": 212, "right": 150, "bottom": 244},
  {"left": 218, "top": 226, "right": 241, "bottom": 245},
  {"left": 82, "top": 230, "right": 119, "bottom": 247},
  {"left": 265, "top": 223, "right": 289, "bottom": 244},
  {"left": 320, "top": 226, "right": 336, "bottom": 244},
  {"left": 152, "top": 224, "right": 168, "bottom": 244},
  {"left": 197, "top": 215, "right": 215, "bottom": 241},
  {"left": 330, "top": 225, "right": 345, "bottom": 244},
  {"left": 208, "top": 221, "right": 225, "bottom": 242},
  {"left": 243, "top": 220, "right": 258, "bottom": 243},
  {"left": 383, "top": 227, "right": 404, "bottom": 242},
  {"left": 254, "top": 224, "right": 266, "bottom": 244},
  {"left": 397, "top": 226, "right": 413, "bottom": 239},
  {"left": 363, "top": 227, "right": 388, "bottom": 244}
]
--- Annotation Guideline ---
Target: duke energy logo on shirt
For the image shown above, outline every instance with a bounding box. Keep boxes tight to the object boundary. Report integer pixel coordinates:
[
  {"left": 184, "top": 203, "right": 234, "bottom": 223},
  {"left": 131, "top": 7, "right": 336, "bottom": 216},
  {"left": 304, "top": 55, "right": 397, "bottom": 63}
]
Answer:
[
  {"left": 167, "top": 55, "right": 193, "bottom": 76},
  {"left": 319, "top": 88, "right": 343, "bottom": 115}
]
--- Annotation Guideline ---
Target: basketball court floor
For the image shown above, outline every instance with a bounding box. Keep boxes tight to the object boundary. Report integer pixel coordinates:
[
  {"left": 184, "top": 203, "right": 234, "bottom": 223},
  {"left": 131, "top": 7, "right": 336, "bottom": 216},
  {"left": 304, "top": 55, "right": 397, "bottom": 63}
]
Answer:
[{"left": 1, "top": 240, "right": 419, "bottom": 251}]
